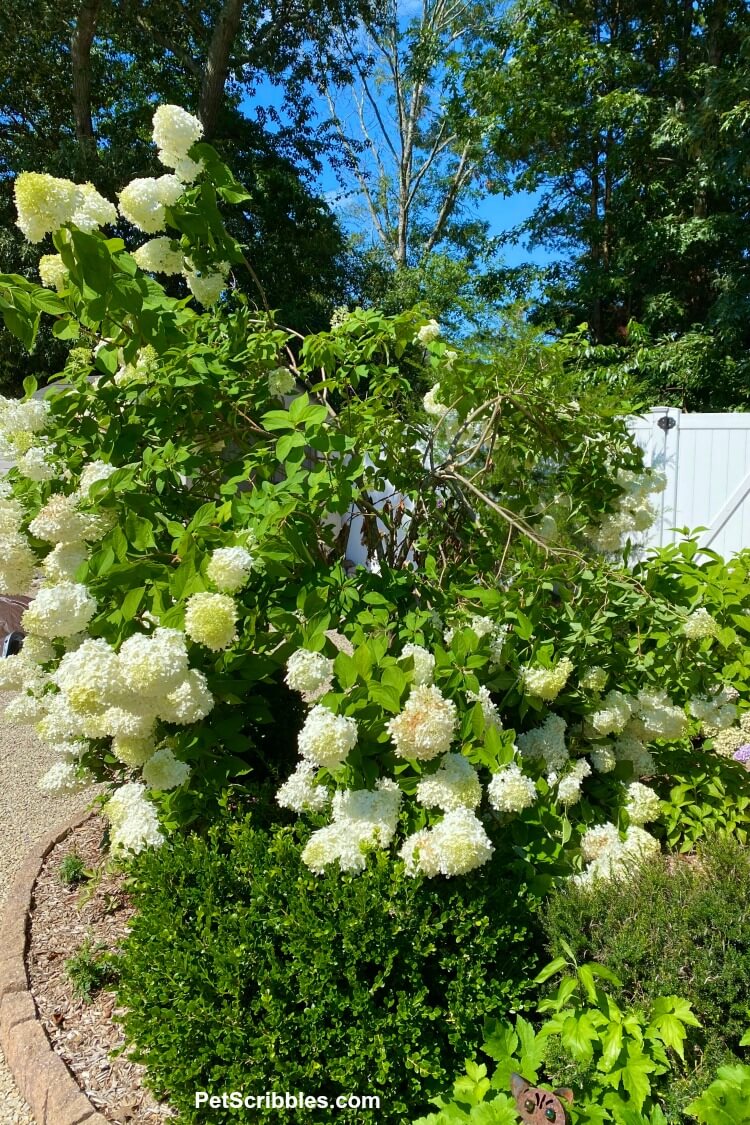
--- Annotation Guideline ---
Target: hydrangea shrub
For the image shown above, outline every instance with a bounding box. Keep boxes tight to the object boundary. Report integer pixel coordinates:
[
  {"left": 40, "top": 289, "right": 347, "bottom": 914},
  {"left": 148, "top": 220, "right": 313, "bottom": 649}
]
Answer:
[{"left": 1, "top": 106, "right": 750, "bottom": 882}]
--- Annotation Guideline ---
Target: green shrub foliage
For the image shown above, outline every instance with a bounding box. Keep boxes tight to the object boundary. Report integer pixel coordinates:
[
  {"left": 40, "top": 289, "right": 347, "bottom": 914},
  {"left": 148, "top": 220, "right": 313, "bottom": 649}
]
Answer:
[
  {"left": 543, "top": 834, "right": 750, "bottom": 1109},
  {"left": 116, "top": 815, "right": 545, "bottom": 1124}
]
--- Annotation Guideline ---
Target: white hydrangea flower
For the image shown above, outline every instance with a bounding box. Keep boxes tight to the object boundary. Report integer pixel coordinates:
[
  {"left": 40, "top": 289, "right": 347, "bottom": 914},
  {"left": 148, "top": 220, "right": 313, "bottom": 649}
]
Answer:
[
  {"left": 580, "top": 822, "right": 622, "bottom": 864},
  {"left": 0, "top": 497, "right": 25, "bottom": 535},
  {"left": 115, "top": 344, "right": 160, "bottom": 387},
  {"left": 416, "top": 319, "right": 440, "bottom": 344},
  {"left": 142, "top": 746, "right": 191, "bottom": 791},
  {"left": 467, "top": 685, "right": 502, "bottom": 730},
  {"left": 556, "top": 758, "right": 592, "bottom": 806},
  {"left": 71, "top": 183, "right": 118, "bottom": 232},
  {"left": 183, "top": 264, "right": 228, "bottom": 306},
  {"left": 387, "top": 684, "right": 457, "bottom": 761},
  {"left": 5, "top": 693, "right": 48, "bottom": 725},
  {"left": 627, "top": 690, "right": 688, "bottom": 741},
  {"left": 581, "top": 666, "right": 608, "bottom": 693},
  {"left": 520, "top": 658, "right": 574, "bottom": 702},
  {"left": 623, "top": 781, "right": 662, "bottom": 826},
  {"left": 133, "top": 236, "right": 184, "bottom": 275},
  {"left": 38, "top": 254, "right": 68, "bottom": 290},
  {"left": 423, "top": 383, "right": 447, "bottom": 417},
  {"left": 22, "top": 581, "right": 96, "bottom": 638},
  {"left": 0, "top": 532, "right": 37, "bottom": 594},
  {"left": 206, "top": 546, "right": 254, "bottom": 593},
  {"left": 112, "top": 736, "right": 156, "bottom": 768},
  {"left": 517, "top": 713, "right": 568, "bottom": 774},
  {"left": 487, "top": 761, "right": 537, "bottom": 813},
  {"left": 285, "top": 649, "right": 334, "bottom": 698},
  {"left": 613, "top": 735, "right": 656, "bottom": 777},
  {"left": 103, "top": 708, "right": 156, "bottom": 742},
  {"left": 28, "top": 493, "right": 104, "bottom": 544},
  {"left": 159, "top": 669, "right": 214, "bottom": 725},
  {"left": 22, "top": 635, "right": 56, "bottom": 665},
  {"left": 401, "top": 807, "right": 494, "bottom": 878},
  {"left": 276, "top": 760, "right": 330, "bottom": 813},
  {"left": 54, "top": 637, "right": 124, "bottom": 713},
  {"left": 152, "top": 105, "right": 203, "bottom": 162},
  {"left": 16, "top": 446, "right": 55, "bottom": 481},
  {"left": 302, "top": 779, "right": 402, "bottom": 873},
  {"left": 589, "top": 744, "right": 617, "bottom": 773},
  {"left": 38, "top": 760, "right": 92, "bottom": 794},
  {"left": 689, "top": 687, "right": 738, "bottom": 731},
  {"left": 683, "top": 607, "right": 719, "bottom": 641},
  {"left": 574, "top": 823, "right": 660, "bottom": 888},
  {"left": 106, "top": 781, "right": 164, "bottom": 855},
  {"left": 298, "top": 704, "right": 358, "bottom": 768},
  {"left": 78, "top": 459, "right": 117, "bottom": 497},
  {"left": 14, "top": 172, "right": 81, "bottom": 242},
  {"left": 444, "top": 349, "right": 458, "bottom": 368},
  {"left": 591, "top": 690, "right": 633, "bottom": 736},
  {"left": 118, "top": 627, "right": 189, "bottom": 699},
  {"left": 400, "top": 643, "right": 435, "bottom": 687},
  {"left": 184, "top": 592, "right": 238, "bottom": 650},
  {"left": 41, "top": 542, "right": 88, "bottom": 584},
  {"left": 118, "top": 174, "right": 184, "bottom": 233},
  {"left": 268, "top": 367, "right": 297, "bottom": 397},
  {"left": 416, "top": 753, "right": 482, "bottom": 812}
]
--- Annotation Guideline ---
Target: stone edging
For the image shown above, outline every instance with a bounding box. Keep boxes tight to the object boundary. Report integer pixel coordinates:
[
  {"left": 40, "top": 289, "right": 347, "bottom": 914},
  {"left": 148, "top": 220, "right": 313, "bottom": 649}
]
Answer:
[{"left": 0, "top": 811, "right": 108, "bottom": 1125}]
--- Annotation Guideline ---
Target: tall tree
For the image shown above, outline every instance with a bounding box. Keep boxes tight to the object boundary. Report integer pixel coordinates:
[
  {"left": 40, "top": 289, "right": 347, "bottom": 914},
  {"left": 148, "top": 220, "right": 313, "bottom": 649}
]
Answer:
[
  {"left": 467, "top": 0, "right": 750, "bottom": 407},
  {"left": 321, "top": 0, "right": 499, "bottom": 323},
  {"left": 0, "top": 0, "right": 374, "bottom": 388}
]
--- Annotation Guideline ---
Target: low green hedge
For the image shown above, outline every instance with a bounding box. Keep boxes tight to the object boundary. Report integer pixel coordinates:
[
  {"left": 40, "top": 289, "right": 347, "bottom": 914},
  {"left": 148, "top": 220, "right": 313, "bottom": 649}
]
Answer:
[{"left": 116, "top": 814, "right": 545, "bottom": 1123}]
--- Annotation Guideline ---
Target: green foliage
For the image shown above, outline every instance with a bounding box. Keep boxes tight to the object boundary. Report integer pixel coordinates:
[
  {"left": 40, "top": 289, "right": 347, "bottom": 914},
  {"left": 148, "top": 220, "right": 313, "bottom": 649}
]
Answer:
[
  {"left": 413, "top": 955, "right": 699, "bottom": 1124},
  {"left": 115, "top": 815, "right": 545, "bottom": 1124},
  {"left": 543, "top": 835, "right": 750, "bottom": 1111},
  {"left": 465, "top": 0, "right": 750, "bottom": 408},
  {"left": 58, "top": 852, "right": 89, "bottom": 886},
  {"left": 686, "top": 1060, "right": 750, "bottom": 1125},
  {"left": 65, "top": 938, "right": 119, "bottom": 1001}
]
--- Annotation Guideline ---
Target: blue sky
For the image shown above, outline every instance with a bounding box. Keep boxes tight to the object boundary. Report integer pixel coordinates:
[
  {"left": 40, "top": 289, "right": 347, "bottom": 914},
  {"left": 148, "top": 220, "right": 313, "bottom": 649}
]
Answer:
[{"left": 241, "top": 78, "right": 554, "bottom": 273}]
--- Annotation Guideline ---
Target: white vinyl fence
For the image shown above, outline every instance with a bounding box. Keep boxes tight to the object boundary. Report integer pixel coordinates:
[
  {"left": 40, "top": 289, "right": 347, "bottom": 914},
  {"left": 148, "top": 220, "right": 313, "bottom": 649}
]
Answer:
[{"left": 631, "top": 408, "right": 750, "bottom": 557}]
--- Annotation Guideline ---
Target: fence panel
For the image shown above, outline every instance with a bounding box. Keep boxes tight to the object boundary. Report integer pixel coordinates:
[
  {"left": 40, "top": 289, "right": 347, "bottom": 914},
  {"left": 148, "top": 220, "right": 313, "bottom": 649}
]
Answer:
[{"left": 631, "top": 408, "right": 750, "bottom": 556}]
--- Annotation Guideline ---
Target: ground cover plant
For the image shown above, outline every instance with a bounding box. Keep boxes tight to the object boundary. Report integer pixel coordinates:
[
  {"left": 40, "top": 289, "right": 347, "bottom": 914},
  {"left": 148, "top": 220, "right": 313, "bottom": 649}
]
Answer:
[{"left": 3, "top": 104, "right": 750, "bottom": 1122}]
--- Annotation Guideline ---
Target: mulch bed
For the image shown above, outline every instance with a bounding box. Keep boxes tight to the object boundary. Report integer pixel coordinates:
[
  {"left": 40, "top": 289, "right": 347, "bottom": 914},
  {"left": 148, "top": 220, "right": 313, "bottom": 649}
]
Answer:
[{"left": 26, "top": 815, "right": 174, "bottom": 1123}]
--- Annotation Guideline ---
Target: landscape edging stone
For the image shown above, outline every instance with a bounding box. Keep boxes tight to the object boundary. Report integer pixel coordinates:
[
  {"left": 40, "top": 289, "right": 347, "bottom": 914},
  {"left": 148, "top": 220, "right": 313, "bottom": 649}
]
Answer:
[{"left": 0, "top": 810, "right": 109, "bottom": 1125}]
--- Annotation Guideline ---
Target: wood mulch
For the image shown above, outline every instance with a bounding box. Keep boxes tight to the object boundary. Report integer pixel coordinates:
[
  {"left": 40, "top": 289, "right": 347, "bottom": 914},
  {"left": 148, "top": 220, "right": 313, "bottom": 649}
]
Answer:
[{"left": 26, "top": 815, "right": 174, "bottom": 1123}]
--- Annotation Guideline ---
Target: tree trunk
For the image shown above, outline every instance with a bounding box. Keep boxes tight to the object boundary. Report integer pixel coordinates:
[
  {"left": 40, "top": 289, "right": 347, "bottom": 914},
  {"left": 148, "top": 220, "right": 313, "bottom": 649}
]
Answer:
[
  {"left": 71, "top": 0, "right": 101, "bottom": 153},
  {"left": 199, "top": 0, "right": 244, "bottom": 139}
]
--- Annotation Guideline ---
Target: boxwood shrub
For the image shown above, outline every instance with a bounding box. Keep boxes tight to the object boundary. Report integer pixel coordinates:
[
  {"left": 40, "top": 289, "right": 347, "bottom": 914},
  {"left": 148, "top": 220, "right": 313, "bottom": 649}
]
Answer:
[{"left": 116, "top": 814, "right": 545, "bottom": 1123}]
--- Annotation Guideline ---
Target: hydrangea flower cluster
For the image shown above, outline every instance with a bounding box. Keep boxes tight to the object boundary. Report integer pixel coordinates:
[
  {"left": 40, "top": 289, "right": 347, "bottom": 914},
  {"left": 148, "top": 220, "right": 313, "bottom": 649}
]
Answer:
[
  {"left": 400, "top": 642, "right": 435, "bottom": 686},
  {"left": 276, "top": 760, "right": 330, "bottom": 813},
  {"left": 184, "top": 592, "right": 238, "bottom": 650},
  {"left": 285, "top": 649, "right": 335, "bottom": 700},
  {"left": 14, "top": 173, "right": 117, "bottom": 243},
  {"left": 575, "top": 822, "right": 660, "bottom": 887},
  {"left": 415, "top": 752, "right": 482, "bottom": 812},
  {"left": 106, "top": 781, "right": 165, "bottom": 856},
  {"left": 400, "top": 807, "right": 494, "bottom": 877},
  {"left": 690, "top": 685, "right": 738, "bottom": 731},
  {"left": 517, "top": 712, "right": 569, "bottom": 774},
  {"left": 0, "top": 395, "right": 54, "bottom": 484},
  {"left": 623, "top": 780, "right": 662, "bottom": 825},
  {"left": 301, "top": 780, "right": 402, "bottom": 873},
  {"left": 520, "top": 657, "right": 573, "bottom": 701},
  {"left": 487, "top": 761, "right": 537, "bottom": 813},
  {"left": 592, "top": 469, "right": 665, "bottom": 553},
  {"left": 712, "top": 710, "right": 750, "bottom": 757},
  {"left": 205, "top": 546, "right": 255, "bottom": 594},
  {"left": 297, "top": 704, "right": 358, "bottom": 768},
  {"left": 152, "top": 104, "right": 204, "bottom": 183},
  {"left": 268, "top": 367, "right": 297, "bottom": 397},
  {"left": 556, "top": 758, "right": 592, "bottom": 806},
  {"left": 387, "top": 684, "right": 457, "bottom": 760},
  {"left": 682, "top": 607, "right": 719, "bottom": 641}
]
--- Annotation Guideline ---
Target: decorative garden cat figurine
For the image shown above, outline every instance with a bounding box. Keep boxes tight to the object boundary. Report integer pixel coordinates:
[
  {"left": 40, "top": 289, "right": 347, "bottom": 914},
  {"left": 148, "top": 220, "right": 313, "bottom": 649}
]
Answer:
[{"left": 511, "top": 1073, "right": 574, "bottom": 1124}]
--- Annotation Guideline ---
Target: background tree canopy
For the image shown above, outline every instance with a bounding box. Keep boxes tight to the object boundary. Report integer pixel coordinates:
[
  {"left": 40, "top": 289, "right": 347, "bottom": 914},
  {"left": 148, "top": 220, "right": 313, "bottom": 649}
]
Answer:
[{"left": 2, "top": 0, "right": 750, "bottom": 408}]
